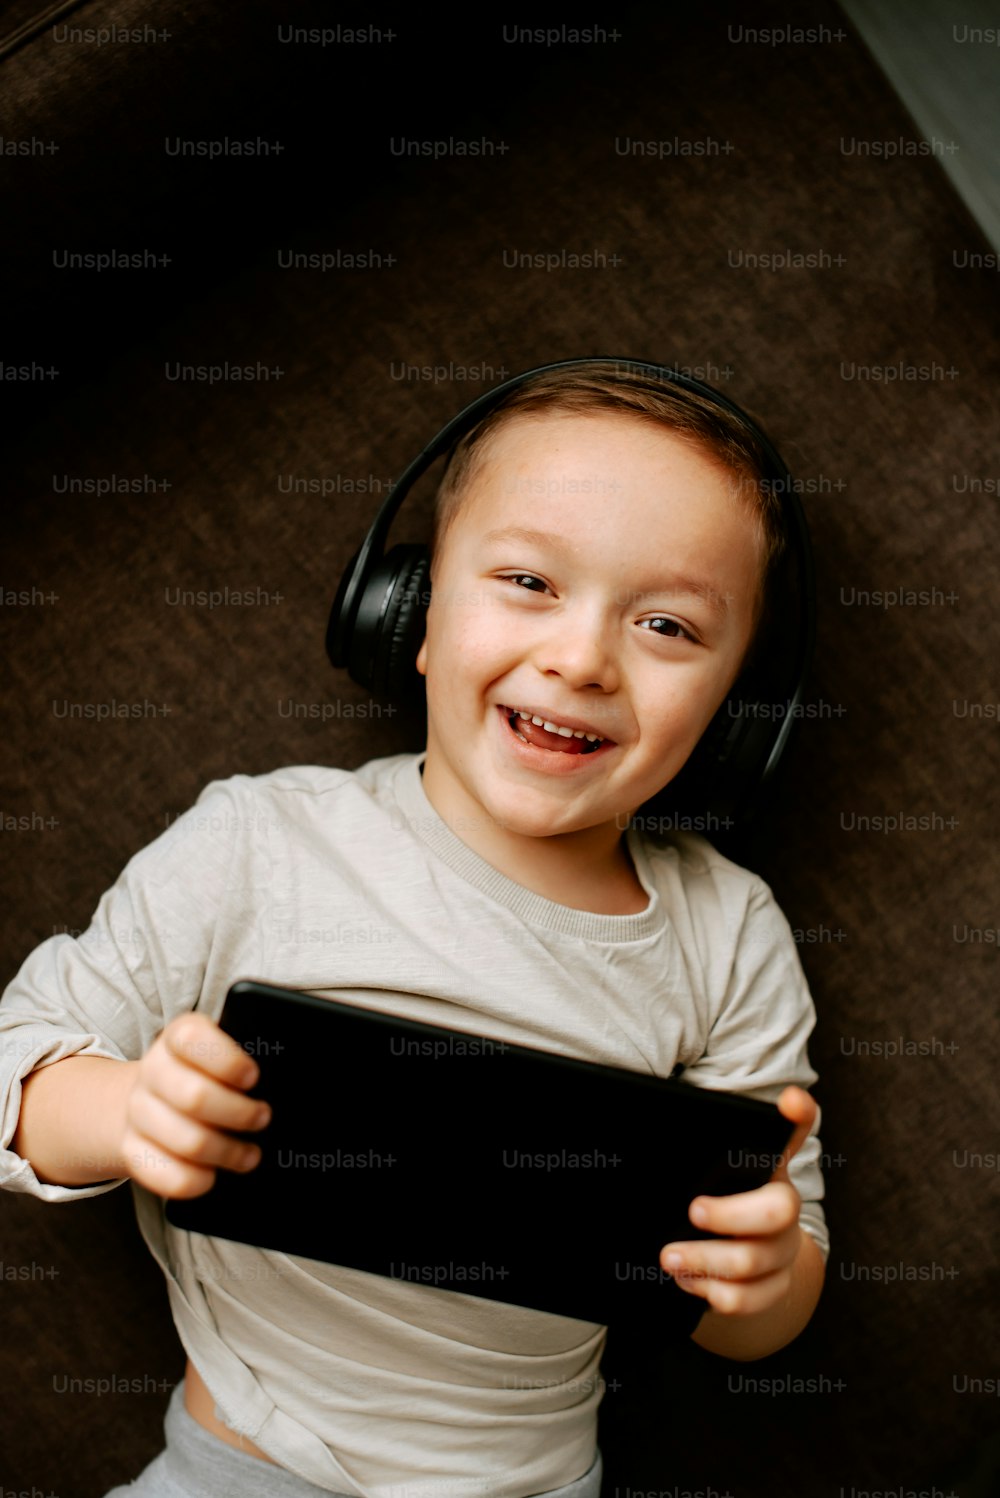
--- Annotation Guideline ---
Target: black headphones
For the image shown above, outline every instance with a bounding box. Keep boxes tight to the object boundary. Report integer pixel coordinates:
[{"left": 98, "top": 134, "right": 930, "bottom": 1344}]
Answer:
[{"left": 326, "top": 357, "right": 815, "bottom": 836}]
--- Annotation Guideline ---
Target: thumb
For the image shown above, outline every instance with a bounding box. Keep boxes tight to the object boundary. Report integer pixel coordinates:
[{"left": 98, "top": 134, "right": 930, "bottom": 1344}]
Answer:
[{"left": 771, "top": 1085, "right": 817, "bottom": 1185}]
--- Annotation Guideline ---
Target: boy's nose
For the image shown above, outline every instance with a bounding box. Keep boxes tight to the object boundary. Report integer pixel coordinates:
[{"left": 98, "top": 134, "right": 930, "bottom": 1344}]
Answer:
[{"left": 532, "top": 611, "right": 619, "bottom": 693}]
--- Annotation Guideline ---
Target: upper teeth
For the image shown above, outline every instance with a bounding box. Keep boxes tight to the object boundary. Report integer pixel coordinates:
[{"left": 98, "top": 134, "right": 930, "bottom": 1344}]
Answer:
[{"left": 509, "top": 707, "right": 604, "bottom": 743}]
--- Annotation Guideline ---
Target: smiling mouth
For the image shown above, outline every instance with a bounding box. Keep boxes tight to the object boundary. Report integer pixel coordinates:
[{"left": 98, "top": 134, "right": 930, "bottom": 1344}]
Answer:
[{"left": 500, "top": 705, "right": 608, "bottom": 756}]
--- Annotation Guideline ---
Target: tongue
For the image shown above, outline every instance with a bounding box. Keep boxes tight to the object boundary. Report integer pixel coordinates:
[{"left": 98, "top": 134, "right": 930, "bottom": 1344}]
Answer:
[{"left": 513, "top": 714, "right": 589, "bottom": 754}]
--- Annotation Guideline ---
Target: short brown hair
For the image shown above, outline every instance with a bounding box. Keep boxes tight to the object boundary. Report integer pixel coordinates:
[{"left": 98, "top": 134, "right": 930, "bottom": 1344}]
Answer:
[{"left": 428, "top": 360, "right": 788, "bottom": 659}]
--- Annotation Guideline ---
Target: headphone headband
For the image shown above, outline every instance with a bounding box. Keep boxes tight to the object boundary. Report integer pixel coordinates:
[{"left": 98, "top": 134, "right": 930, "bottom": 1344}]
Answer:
[{"left": 326, "top": 357, "right": 815, "bottom": 840}]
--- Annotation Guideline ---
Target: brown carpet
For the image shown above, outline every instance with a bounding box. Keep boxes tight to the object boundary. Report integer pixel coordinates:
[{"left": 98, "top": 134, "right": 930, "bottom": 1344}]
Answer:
[{"left": 1, "top": 0, "right": 998, "bottom": 1493}]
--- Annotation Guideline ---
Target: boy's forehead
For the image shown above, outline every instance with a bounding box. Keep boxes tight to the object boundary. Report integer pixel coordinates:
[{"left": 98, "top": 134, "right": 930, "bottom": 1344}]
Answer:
[
  {"left": 466, "top": 409, "right": 734, "bottom": 505},
  {"left": 457, "top": 410, "right": 744, "bottom": 535},
  {"left": 482, "top": 408, "right": 691, "bottom": 465}
]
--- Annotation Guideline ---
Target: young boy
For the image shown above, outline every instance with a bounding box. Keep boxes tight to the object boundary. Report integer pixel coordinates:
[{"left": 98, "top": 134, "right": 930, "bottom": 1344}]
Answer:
[{"left": 0, "top": 362, "right": 828, "bottom": 1498}]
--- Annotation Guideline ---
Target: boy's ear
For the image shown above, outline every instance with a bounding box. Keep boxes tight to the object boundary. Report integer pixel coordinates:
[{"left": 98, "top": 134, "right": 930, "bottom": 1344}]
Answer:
[{"left": 415, "top": 635, "right": 428, "bottom": 676}]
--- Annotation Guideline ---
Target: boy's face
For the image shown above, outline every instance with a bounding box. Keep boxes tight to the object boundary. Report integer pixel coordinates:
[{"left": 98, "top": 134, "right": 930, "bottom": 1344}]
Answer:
[{"left": 414, "top": 411, "right": 762, "bottom": 847}]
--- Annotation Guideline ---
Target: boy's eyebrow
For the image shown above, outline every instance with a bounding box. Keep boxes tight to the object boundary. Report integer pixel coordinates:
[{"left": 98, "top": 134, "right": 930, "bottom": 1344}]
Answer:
[{"left": 480, "top": 526, "right": 732, "bottom": 617}]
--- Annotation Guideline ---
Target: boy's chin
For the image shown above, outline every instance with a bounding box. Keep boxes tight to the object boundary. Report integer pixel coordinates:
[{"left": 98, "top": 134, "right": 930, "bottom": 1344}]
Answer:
[{"left": 479, "top": 786, "right": 629, "bottom": 839}]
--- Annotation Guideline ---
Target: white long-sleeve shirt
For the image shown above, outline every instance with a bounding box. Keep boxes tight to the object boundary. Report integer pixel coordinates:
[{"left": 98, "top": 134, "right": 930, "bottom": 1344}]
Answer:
[{"left": 0, "top": 751, "right": 828, "bottom": 1496}]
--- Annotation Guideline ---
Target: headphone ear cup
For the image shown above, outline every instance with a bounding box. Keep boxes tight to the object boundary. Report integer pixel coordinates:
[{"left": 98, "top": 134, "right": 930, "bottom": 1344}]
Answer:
[
  {"left": 364, "top": 544, "right": 431, "bottom": 701},
  {"left": 651, "top": 678, "right": 761, "bottom": 829},
  {"left": 693, "top": 696, "right": 744, "bottom": 775},
  {"left": 667, "top": 696, "right": 746, "bottom": 816}
]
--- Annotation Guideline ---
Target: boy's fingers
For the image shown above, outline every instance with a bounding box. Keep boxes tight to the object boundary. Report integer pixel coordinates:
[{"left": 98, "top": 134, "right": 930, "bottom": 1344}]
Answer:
[
  {"left": 163, "top": 1013, "right": 258, "bottom": 1088},
  {"left": 675, "top": 1265, "right": 792, "bottom": 1316},
  {"left": 772, "top": 1085, "right": 817, "bottom": 1183},
  {"left": 669, "top": 1089, "right": 814, "bottom": 1253},
  {"left": 140, "top": 1054, "right": 270, "bottom": 1132},
  {"left": 661, "top": 1236, "right": 778, "bottom": 1284},
  {"left": 122, "top": 1126, "right": 220, "bottom": 1200},
  {"left": 680, "top": 1179, "right": 800, "bottom": 1237},
  {"left": 139, "top": 1016, "right": 269, "bottom": 1139},
  {"left": 132, "top": 1069, "right": 268, "bottom": 1145}
]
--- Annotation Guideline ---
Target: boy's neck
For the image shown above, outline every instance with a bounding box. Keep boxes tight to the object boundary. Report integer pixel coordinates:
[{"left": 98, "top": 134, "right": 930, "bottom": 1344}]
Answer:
[{"left": 418, "top": 756, "right": 649, "bottom": 917}]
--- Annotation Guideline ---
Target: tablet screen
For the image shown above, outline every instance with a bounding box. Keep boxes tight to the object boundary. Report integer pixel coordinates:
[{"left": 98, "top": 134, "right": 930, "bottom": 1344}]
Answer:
[{"left": 166, "top": 980, "right": 796, "bottom": 1331}]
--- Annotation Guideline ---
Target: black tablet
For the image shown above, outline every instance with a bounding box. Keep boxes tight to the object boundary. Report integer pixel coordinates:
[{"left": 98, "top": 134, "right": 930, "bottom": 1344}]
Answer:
[{"left": 166, "top": 979, "right": 796, "bottom": 1334}]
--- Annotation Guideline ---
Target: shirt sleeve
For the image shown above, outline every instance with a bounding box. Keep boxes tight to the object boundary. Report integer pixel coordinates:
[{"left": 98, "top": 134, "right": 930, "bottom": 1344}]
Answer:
[
  {"left": 0, "top": 775, "right": 255, "bottom": 1203},
  {"left": 680, "top": 872, "right": 830, "bottom": 1264}
]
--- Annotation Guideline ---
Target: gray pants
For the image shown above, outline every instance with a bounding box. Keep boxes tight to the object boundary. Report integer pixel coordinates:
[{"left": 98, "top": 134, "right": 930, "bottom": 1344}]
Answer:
[{"left": 104, "top": 1379, "right": 604, "bottom": 1498}]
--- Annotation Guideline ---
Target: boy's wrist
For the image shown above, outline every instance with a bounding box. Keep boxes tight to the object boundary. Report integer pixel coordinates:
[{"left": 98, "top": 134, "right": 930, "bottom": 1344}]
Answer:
[
  {"left": 14, "top": 1055, "right": 139, "bottom": 1188},
  {"left": 104, "top": 1058, "right": 141, "bottom": 1182}
]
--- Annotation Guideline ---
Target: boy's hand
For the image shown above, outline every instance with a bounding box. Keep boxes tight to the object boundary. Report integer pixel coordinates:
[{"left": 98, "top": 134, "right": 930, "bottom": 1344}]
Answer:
[
  {"left": 659, "top": 1086, "right": 815, "bottom": 1316},
  {"left": 116, "top": 1012, "right": 272, "bottom": 1200}
]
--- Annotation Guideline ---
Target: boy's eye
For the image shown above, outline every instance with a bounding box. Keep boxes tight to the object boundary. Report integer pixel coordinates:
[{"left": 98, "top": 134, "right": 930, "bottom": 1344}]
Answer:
[
  {"left": 502, "top": 572, "right": 549, "bottom": 594},
  {"left": 639, "top": 617, "right": 697, "bottom": 643},
  {"left": 497, "top": 574, "right": 698, "bottom": 643}
]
